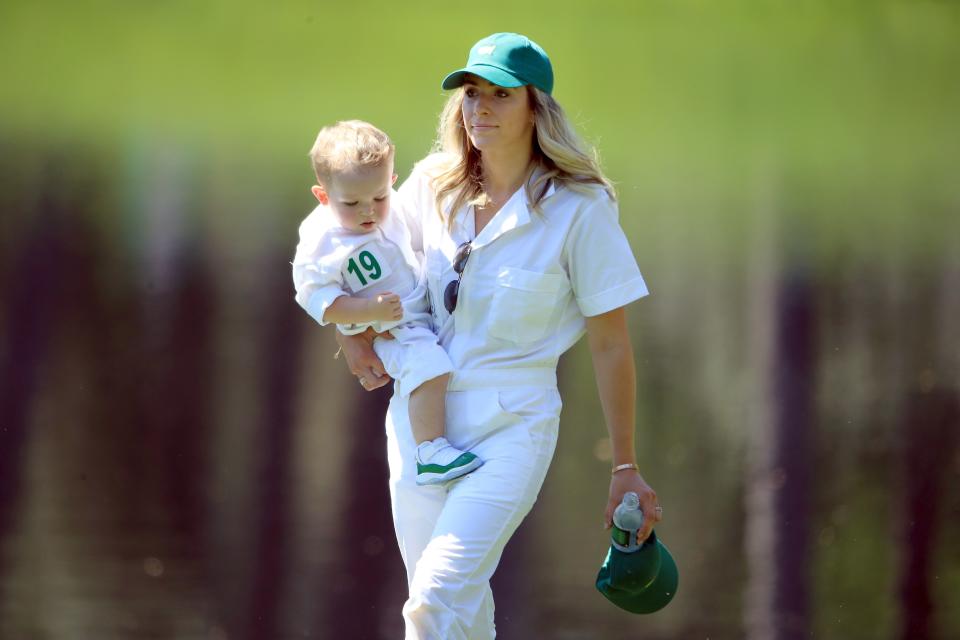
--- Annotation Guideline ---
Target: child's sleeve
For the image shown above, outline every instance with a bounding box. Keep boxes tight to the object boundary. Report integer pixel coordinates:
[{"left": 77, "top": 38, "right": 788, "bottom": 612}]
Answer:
[{"left": 291, "top": 214, "right": 349, "bottom": 326}]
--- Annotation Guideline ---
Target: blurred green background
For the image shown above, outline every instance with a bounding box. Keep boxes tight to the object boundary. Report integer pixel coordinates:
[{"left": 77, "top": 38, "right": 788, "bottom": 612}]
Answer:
[{"left": 1, "top": 1, "right": 958, "bottom": 639}]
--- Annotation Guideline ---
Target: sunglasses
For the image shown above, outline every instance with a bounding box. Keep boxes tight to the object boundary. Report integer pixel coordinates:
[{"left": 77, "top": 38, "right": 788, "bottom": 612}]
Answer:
[{"left": 443, "top": 241, "right": 473, "bottom": 314}]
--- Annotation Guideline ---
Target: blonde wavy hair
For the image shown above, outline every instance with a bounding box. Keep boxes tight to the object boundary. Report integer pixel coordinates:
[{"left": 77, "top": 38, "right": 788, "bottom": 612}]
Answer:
[
  {"left": 309, "top": 120, "right": 394, "bottom": 185},
  {"left": 429, "top": 86, "right": 615, "bottom": 225}
]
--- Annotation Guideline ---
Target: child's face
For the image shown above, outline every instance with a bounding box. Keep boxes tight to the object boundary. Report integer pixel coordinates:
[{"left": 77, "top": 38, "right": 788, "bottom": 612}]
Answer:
[{"left": 312, "top": 161, "right": 397, "bottom": 234}]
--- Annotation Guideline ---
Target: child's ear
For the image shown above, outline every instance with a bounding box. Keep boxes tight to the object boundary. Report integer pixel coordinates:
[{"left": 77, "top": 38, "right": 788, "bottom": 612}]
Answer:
[
  {"left": 311, "top": 185, "right": 329, "bottom": 205},
  {"left": 391, "top": 174, "right": 398, "bottom": 186}
]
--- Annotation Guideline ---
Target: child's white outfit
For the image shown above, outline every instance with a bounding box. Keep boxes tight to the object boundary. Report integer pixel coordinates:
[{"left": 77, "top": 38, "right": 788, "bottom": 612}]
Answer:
[
  {"left": 291, "top": 197, "right": 452, "bottom": 399},
  {"left": 292, "top": 197, "right": 482, "bottom": 485}
]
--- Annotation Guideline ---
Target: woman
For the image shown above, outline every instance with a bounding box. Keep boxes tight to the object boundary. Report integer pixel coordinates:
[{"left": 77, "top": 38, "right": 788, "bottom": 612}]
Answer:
[{"left": 340, "top": 32, "right": 661, "bottom": 639}]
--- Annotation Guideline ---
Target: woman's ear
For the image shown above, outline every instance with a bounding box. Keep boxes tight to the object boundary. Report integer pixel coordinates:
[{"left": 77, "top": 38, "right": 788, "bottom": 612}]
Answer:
[
  {"left": 311, "top": 185, "right": 329, "bottom": 205},
  {"left": 391, "top": 174, "right": 398, "bottom": 186}
]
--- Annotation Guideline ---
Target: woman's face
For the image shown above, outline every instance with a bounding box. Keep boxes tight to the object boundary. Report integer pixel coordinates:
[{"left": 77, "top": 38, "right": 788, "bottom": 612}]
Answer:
[{"left": 461, "top": 74, "right": 535, "bottom": 157}]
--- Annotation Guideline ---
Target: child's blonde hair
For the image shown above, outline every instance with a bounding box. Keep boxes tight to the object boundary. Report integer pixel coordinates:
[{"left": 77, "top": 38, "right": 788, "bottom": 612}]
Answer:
[
  {"left": 430, "top": 86, "right": 615, "bottom": 226},
  {"left": 309, "top": 120, "right": 395, "bottom": 184}
]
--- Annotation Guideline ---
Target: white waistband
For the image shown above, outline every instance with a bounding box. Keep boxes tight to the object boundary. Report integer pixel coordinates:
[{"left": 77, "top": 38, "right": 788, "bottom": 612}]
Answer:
[{"left": 448, "top": 367, "right": 557, "bottom": 391}]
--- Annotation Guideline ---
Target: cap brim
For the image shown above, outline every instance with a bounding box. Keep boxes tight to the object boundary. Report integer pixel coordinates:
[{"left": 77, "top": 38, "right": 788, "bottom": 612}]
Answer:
[
  {"left": 596, "top": 532, "right": 679, "bottom": 615},
  {"left": 441, "top": 64, "right": 526, "bottom": 90}
]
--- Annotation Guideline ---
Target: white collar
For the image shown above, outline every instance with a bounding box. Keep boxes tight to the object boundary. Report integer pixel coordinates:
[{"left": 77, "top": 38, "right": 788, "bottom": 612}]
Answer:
[{"left": 450, "top": 169, "right": 557, "bottom": 248}]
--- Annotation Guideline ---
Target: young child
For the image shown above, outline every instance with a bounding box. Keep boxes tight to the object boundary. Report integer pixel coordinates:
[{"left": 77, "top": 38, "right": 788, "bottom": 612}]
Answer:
[{"left": 292, "top": 120, "right": 482, "bottom": 485}]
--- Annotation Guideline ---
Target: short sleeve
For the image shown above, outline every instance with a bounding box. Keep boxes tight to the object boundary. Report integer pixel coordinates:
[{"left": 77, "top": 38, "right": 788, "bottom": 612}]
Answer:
[
  {"left": 565, "top": 194, "right": 649, "bottom": 317},
  {"left": 397, "top": 154, "right": 455, "bottom": 256},
  {"left": 396, "top": 169, "right": 427, "bottom": 256},
  {"left": 291, "top": 210, "right": 349, "bottom": 326}
]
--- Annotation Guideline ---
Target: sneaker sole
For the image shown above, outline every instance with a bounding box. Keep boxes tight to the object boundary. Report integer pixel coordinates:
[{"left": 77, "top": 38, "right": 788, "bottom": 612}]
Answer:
[{"left": 416, "top": 457, "right": 484, "bottom": 486}]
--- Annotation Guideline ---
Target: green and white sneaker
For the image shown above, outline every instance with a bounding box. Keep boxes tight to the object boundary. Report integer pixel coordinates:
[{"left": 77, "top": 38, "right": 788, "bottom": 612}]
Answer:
[{"left": 416, "top": 437, "right": 483, "bottom": 486}]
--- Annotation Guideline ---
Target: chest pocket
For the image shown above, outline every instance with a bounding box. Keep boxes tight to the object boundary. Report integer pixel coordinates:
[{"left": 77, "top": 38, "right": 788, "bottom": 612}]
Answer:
[
  {"left": 341, "top": 246, "right": 393, "bottom": 293},
  {"left": 488, "top": 267, "right": 564, "bottom": 344}
]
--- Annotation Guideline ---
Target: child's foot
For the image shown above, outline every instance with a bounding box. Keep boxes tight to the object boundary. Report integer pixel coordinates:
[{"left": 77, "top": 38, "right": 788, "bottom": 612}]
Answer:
[{"left": 415, "top": 437, "right": 483, "bottom": 486}]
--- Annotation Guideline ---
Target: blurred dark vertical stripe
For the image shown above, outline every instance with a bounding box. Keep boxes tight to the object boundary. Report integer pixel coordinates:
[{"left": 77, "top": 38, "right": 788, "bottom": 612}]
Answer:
[
  {"left": 142, "top": 239, "right": 216, "bottom": 581},
  {"left": 745, "top": 256, "right": 818, "bottom": 640},
  {"left": 771, "top": 265, "right": 816, "bottom": 640},
  {"left": 897, "top": 389, "right": 959, "bottom": 640},
  {"left": 0, "top": 184, "right": 66, "bottom": 576},
  {"left": 155, "top": 243, "right": 215, "bottom": 539},
  {"left": 245, "top": 249, "right": 305, "bottom": 639},
  {"left": 319, "top": 383, "right": 397, "bottom": 639}
]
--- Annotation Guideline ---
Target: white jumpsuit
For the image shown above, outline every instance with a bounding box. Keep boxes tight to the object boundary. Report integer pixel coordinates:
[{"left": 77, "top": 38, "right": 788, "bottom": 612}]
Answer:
[{"left": 389, "top": 158, "right": 650, "bottom": 639}]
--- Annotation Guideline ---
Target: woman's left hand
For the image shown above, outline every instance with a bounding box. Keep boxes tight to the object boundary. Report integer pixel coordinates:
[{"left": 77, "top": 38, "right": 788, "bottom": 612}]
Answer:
[{"left": 604, "top": 469, "right": 661, "bottom": 545}]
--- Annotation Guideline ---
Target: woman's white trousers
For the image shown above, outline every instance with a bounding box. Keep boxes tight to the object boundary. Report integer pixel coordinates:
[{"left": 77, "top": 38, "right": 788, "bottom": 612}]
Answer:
[{"left": 385, "top": 368, "right": 561, "bottom": 640}]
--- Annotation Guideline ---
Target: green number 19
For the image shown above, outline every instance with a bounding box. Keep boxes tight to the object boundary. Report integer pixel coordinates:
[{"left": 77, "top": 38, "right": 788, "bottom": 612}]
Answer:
[{"left": 346, "top": 250, "right": 382, "bottom": 286}]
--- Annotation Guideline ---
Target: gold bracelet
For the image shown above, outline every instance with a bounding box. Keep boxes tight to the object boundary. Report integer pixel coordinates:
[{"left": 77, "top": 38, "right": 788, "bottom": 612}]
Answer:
[{"left": 611, "top": 463, "right": 639, "bottom": 475}]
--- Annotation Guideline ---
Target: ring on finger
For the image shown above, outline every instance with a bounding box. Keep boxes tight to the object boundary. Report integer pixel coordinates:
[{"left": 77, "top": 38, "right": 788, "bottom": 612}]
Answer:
[
  {"left": 358, "top": 376, "right": 367, "bottom": 386},
  {"left": 655, "top": 506, "right": 663, "bottom": 516}
]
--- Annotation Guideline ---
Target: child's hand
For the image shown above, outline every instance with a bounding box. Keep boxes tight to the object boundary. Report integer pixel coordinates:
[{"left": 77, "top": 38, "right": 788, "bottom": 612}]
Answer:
[{"left": 368, "top": 292, "right": 403, "bottom": 322}]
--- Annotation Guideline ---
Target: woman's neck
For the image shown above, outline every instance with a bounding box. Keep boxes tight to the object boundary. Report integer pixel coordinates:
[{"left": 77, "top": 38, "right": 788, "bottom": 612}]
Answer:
[{"left": 479, "top": 149, "right": 534, "bottom": 206}]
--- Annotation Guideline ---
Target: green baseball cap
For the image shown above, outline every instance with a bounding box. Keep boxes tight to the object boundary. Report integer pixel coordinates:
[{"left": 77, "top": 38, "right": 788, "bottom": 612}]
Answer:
[
  {"left": 595, "top": 530, "right": 679, "bottom": 614},
  {"left": 441, "top": 32, "right": 554, "bottom": 95}
]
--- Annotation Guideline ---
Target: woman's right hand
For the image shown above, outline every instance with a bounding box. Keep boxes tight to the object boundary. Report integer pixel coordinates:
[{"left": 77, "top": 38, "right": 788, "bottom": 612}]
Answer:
[{"left": 336, "top": 328, "right": 392, "bottom": 390}]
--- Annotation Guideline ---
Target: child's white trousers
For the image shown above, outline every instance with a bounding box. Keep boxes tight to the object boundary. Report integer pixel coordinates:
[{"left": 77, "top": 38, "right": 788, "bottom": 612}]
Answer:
[{"left": 385, "top": 368, "right": 561, "bottom": 640}]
